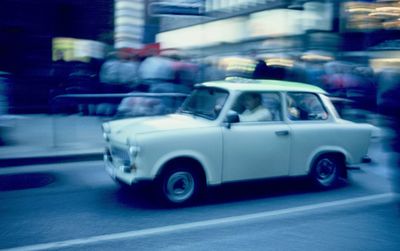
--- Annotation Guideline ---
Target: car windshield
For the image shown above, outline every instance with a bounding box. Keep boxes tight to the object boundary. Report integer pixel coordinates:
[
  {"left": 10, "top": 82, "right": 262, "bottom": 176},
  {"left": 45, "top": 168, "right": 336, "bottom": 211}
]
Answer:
[{"left": 178, "top": 87, "right": 229, "bottom": 120}]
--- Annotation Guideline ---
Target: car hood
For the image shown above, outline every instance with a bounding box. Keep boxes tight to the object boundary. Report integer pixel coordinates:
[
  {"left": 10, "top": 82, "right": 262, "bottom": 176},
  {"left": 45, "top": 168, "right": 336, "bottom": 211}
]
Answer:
[{"left": 106, "top": 114, "right": 212, "bottom": 143}]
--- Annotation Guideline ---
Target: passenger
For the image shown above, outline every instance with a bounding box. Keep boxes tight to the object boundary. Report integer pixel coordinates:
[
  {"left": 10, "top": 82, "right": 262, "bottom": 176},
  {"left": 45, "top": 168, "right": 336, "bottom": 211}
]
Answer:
[
  {"left": 296, "top": 94, "right": 328, "bottom": 120},
  {"left": 239, "top": 92, "right": 272, "bottom": 122},
  {"left": 287, "top": 94, "right": 301, "bottom": 120}
]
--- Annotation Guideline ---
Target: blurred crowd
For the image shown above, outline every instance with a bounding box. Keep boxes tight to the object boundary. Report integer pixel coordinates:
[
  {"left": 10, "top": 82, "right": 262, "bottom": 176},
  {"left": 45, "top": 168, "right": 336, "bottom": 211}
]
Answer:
[
  {"left": 48, "top": 48, "right": 200, "bottom": 116},
  {"left": 6, "top": 47, "right": 394, "bottom": 120}
]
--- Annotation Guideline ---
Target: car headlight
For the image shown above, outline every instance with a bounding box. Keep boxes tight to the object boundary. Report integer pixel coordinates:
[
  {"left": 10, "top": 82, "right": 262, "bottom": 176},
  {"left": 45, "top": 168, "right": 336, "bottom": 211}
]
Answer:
[
  {"left": 103, "top": 133, "right": 109, "bottom": 141},
  {"left": 102, "top": 123, "right": 111, "bottom": 141},
  {"left": 129, "top": 145, "right": 140, "bottom": 158},
  {"left": 102, "top": 123, "right": 111, "bottom": 133},
  {"left": 127, "top": 138, "right": 140, "bottom": 162}
]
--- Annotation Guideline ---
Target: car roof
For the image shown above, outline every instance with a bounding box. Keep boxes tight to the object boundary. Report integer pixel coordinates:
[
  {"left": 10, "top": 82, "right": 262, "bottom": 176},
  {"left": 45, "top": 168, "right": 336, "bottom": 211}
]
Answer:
[{"left": 200, "top": 78, "right": 327, "bottom": 94}]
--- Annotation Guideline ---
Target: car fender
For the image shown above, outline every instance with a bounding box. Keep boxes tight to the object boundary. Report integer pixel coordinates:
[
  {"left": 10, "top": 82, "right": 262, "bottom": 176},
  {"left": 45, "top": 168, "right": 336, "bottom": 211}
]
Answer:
[
  {"left": 306, "top": 146, "right": 350, "bottom": 173},
  {"left": 151, "top": 149, "right": 217, "bottom": 185}
]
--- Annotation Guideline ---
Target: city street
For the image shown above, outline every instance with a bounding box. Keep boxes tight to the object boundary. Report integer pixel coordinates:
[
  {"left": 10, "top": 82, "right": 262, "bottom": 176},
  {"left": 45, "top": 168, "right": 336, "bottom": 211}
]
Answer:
[
  {"left": 2, "top": 0, "right": 400, "bottom": 250},
  {"left": 0, "top": 0, "right": 400, "bottom": 251},
  {"left": 1, "top": 141, "right": 399, "bottom": 251}
]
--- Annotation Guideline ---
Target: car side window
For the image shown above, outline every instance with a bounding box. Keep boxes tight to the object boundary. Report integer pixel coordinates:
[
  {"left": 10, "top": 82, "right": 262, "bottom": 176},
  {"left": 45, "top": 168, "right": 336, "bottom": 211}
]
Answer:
[
  {"left": 261, "top": 92, "right": 282, "bottom": 121},
  {"left": 286, "top": 92, "right": 328, "bottom": 121},
  {"left": 233, "top": 92, "right": 282, "bottom": 122}
]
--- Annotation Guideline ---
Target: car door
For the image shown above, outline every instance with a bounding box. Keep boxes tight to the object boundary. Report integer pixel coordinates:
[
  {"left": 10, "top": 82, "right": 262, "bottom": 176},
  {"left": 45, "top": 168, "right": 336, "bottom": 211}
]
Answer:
[
  {"left": 285, "top": 92, "right": 331, "bottom": 176},
  {"left": 222, "top": 92, "right": 291, "bottom": 182}
]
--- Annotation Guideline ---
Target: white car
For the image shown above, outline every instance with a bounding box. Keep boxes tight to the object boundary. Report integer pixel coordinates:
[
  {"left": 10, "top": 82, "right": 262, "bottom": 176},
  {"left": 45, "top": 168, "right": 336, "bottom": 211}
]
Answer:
[{"left": 102, "top": 78, "right": 374, "bottom": 205}]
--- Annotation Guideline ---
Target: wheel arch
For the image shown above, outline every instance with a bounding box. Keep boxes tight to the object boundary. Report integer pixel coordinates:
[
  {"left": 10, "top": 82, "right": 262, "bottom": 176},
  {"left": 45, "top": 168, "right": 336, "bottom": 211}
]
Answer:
[
  {"left": 155, "top": 156, "right": 208, "bottom": 188},
  {"left": 309, "top": 150, "right": 347, "bottom": 178}
]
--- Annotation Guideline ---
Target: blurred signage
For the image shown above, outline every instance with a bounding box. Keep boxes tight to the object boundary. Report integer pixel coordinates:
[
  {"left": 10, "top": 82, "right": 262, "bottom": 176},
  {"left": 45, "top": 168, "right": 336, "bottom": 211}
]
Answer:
[
  {"left": 52, "top": 38, "right": 106, "bottom": 62},
  {"left": 149, "top": 0, "right": 205, "bottom": 16},
  {"left": 248, "top": 9, "right": 303, "bottom": 38},
  {"left": 114, "top": 0, "right": 145, "bottom": 49},
  {"left": 157, "top": 17, "right": 246, "bottom": 49},
  {"left": 303, "top": 2, "right": 333, "bottom": 31},
  {"left": 118, "top": 43, "right": 161, "bottom": 57},
  {"left": 140, "top": 43, "right": 161, "bottom": 56}
]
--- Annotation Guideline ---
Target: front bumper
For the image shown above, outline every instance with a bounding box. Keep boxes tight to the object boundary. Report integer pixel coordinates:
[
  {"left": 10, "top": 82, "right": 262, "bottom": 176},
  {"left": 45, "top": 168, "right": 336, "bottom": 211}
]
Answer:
[{"left": 104, "top": 148, "right": 137, "bottom": 185}]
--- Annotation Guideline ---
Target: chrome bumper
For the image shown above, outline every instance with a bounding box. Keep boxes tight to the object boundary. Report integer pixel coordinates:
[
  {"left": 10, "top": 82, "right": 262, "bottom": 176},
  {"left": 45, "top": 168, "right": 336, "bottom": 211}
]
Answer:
[
  {"left": 104, "top": 153, "right": 116, "bottom": 179},
  {"left": 104, "top": 148, "right": 138, "bottom": 185}
]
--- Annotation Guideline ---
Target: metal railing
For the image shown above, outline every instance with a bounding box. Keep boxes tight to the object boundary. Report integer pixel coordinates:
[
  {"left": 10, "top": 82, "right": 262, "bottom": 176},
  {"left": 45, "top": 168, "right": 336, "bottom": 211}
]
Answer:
[
  {"left": 51, "top": 92, "right": 189, "bottom": 118},
  {"left": 0, "top": 92, "right": 190, "bottom": 149}
]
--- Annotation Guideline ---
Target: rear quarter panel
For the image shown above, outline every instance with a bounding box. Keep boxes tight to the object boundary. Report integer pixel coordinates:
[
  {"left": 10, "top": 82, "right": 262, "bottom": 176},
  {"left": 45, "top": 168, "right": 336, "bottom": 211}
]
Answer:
[{"left": 288, "top": 121, "right": 373, "bottom": 176}]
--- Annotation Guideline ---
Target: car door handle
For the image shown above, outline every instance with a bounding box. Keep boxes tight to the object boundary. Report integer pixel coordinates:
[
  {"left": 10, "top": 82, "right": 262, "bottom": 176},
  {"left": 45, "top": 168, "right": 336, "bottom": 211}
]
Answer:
[{"left": 275, "top": 130, "right": 289, "bottom": 136}]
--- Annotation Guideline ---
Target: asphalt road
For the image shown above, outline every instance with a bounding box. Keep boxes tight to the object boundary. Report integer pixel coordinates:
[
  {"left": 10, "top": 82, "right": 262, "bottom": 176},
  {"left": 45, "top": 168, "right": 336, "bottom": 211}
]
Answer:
[{"left": 0, "top": 147, "right": 399, "bottom": 251}]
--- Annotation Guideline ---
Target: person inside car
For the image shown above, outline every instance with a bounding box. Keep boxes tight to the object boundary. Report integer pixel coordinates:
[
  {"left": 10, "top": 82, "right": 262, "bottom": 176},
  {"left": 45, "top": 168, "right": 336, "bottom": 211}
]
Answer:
[{"left": 239, "top": 92, "right": 272, "bottom": 122}]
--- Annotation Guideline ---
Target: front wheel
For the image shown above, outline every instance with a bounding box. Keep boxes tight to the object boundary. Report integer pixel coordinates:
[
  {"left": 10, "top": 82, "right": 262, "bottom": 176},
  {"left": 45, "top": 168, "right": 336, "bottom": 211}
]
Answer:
[
  {"left": 310, "top": 155, "right": 342, "bottom": 189},
  {"left": 158, "top": 167, "right": 200, "bottom": 206}
]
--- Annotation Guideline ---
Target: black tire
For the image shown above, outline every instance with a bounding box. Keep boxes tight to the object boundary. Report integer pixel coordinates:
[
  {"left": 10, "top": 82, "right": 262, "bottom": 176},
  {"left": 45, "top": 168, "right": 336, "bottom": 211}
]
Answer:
[
  {"left": 310, "top": 154, "right": 342, "bottom": 189},
  {"left": 158, "top": 166, "right": 200, "bottom": 206}
]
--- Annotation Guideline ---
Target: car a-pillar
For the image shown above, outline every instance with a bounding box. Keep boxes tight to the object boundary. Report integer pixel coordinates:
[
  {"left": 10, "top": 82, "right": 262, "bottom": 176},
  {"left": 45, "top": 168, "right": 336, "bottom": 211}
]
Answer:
[
  {"left": 309, "top": 152, "right": 347, "bottom": 189},
  {"left": 155, "top": 157, "right": 206, "bottom": 206}
]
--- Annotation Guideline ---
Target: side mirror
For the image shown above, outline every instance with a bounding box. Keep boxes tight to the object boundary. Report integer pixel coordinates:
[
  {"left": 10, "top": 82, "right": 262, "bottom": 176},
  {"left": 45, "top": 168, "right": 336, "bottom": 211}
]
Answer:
[{"left": 225, "top": 110, "right": 240, "bottom": 128}]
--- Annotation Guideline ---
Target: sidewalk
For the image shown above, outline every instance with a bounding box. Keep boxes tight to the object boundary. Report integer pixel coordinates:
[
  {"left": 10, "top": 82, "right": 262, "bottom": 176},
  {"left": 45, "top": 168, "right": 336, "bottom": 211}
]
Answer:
[{"left": 0, "top": 114, "right": 106, "bottom": 167}]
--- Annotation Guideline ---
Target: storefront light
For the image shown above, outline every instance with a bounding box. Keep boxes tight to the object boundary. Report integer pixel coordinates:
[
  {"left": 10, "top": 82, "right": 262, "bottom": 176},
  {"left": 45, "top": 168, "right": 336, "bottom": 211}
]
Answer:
[
  {"left": 383, "top": 20, "right": 400, "bottom": 28},
  {"left": 376, "top": 7, "right": 400, "bottom": 12},
  {"left": 223, "top": 57, "right": 256, "bottom": 72},
  {"left": 376, "top": 0, "right": 400, "bottom": 3},
  {"left": 266, "top": 58, "right": 294, "bottom": 67},
  {"left": 371, "top": 58, "right": 400, "bottom": 71},
  {"left": 115, "top": 32, "right": 142, "bottom": 39},
  {"left": 369, "top": 11, "right": 400, "bottom": 17},
  {"left": 115, "top": 1, "right": 144, "bottom": 11},
  {"left": 301, "top": 54, "right": 333, "bottom": 61},
  {"left": 347, "top": 8, "right": 375, "bottom": 13},
  {"left": 115, "top": 17, "right": 144, "bottom": 26}
]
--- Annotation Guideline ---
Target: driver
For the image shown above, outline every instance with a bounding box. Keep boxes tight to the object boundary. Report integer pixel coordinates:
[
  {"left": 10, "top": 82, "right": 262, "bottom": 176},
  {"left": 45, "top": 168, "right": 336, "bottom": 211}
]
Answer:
[{"left": 239, "top": 92, "right": 272, "bottom": 122}]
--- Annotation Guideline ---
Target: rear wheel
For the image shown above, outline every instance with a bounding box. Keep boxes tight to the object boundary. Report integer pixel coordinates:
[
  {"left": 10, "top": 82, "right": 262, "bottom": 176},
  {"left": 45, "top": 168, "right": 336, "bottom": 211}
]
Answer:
[
  {"left": 158, "top": 166, "right": 201, "bottom": 206},
  {"left": 310, "top": 155, "right": 342, "bottom": 189}
]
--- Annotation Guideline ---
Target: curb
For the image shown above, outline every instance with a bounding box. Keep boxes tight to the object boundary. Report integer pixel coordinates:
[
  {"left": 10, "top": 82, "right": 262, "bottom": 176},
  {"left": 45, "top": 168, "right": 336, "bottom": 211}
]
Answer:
[{"left": 0, "top": 151, "right": 103, "bottom": 167}]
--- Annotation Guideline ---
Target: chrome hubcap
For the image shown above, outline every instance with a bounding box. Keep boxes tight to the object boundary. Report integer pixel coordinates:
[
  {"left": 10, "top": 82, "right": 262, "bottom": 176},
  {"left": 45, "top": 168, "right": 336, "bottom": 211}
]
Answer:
[
  {"left": 316, "top": 158, "right": 336, "bottom": 185},
  {"left": 166, "top": 171, "right": 195, "bottom": 203}
]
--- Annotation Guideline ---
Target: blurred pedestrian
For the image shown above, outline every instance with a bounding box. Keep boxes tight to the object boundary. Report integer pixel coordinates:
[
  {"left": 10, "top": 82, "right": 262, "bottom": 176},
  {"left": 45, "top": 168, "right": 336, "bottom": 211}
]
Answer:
[
  {"left": 99, "top": 48, "right": 139, "bottom": 93},
  {"left": 118, "top": 50, "right": 185, "bottom": 117},
  {"left": 376, "top": 67, "right": 400, "bottom": 209},
  {"left": 137, "top": 51, "right": 176, "bottom": 92},
  {"left": 200, "top": 57, "right": 225, "bottom": 82},
  {"left": 0, "top": 71, "right": 11, "bottom": 144},
  {"left": 304, "top": 61, "right": 326, "bottom": 88},
  {"left": 0, "top": 71, "right": 10, "bottom": 115},
  {"left": 172, "top": 56, "right": 199, "bottom": 93},
  {"left": 96, "top": 49, "right": 139, "bottom": 116},
  {"left": 252, "top": 58, "right": 269, "bottom": 79},
  {"left": 352, "top": 66, "right": 377, "bottom": 111}
]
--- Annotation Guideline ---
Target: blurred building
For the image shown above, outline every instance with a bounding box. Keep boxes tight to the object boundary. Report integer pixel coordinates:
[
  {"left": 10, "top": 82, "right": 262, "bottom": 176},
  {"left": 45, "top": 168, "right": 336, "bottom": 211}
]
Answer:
[
  {"left": 340, "top": 0, "right": 400, "bottom": 68},
  {"left": 0, "top": 0, "right": 160, "bottom": 113},
  {"left": 2, "top": 0, "right": 399, "bottom": 113},
  {"left": 114, "top": 0, "right": 161, "bottom": 53},
  {"left": 155, "top": 0, "right": 399, "bottom": 67},
  {"left": 156, "top": 0, "right": 340, "bottom": 57},
  {"left": 0, "top": 0, "right": 115, "bottom": 113}
]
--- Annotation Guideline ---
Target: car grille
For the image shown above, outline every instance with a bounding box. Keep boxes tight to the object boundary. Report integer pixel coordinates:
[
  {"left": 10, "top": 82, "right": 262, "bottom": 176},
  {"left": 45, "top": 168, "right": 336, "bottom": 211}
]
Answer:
[{"left": 110, "top": 146, "right": 130, "bottom": 164}]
